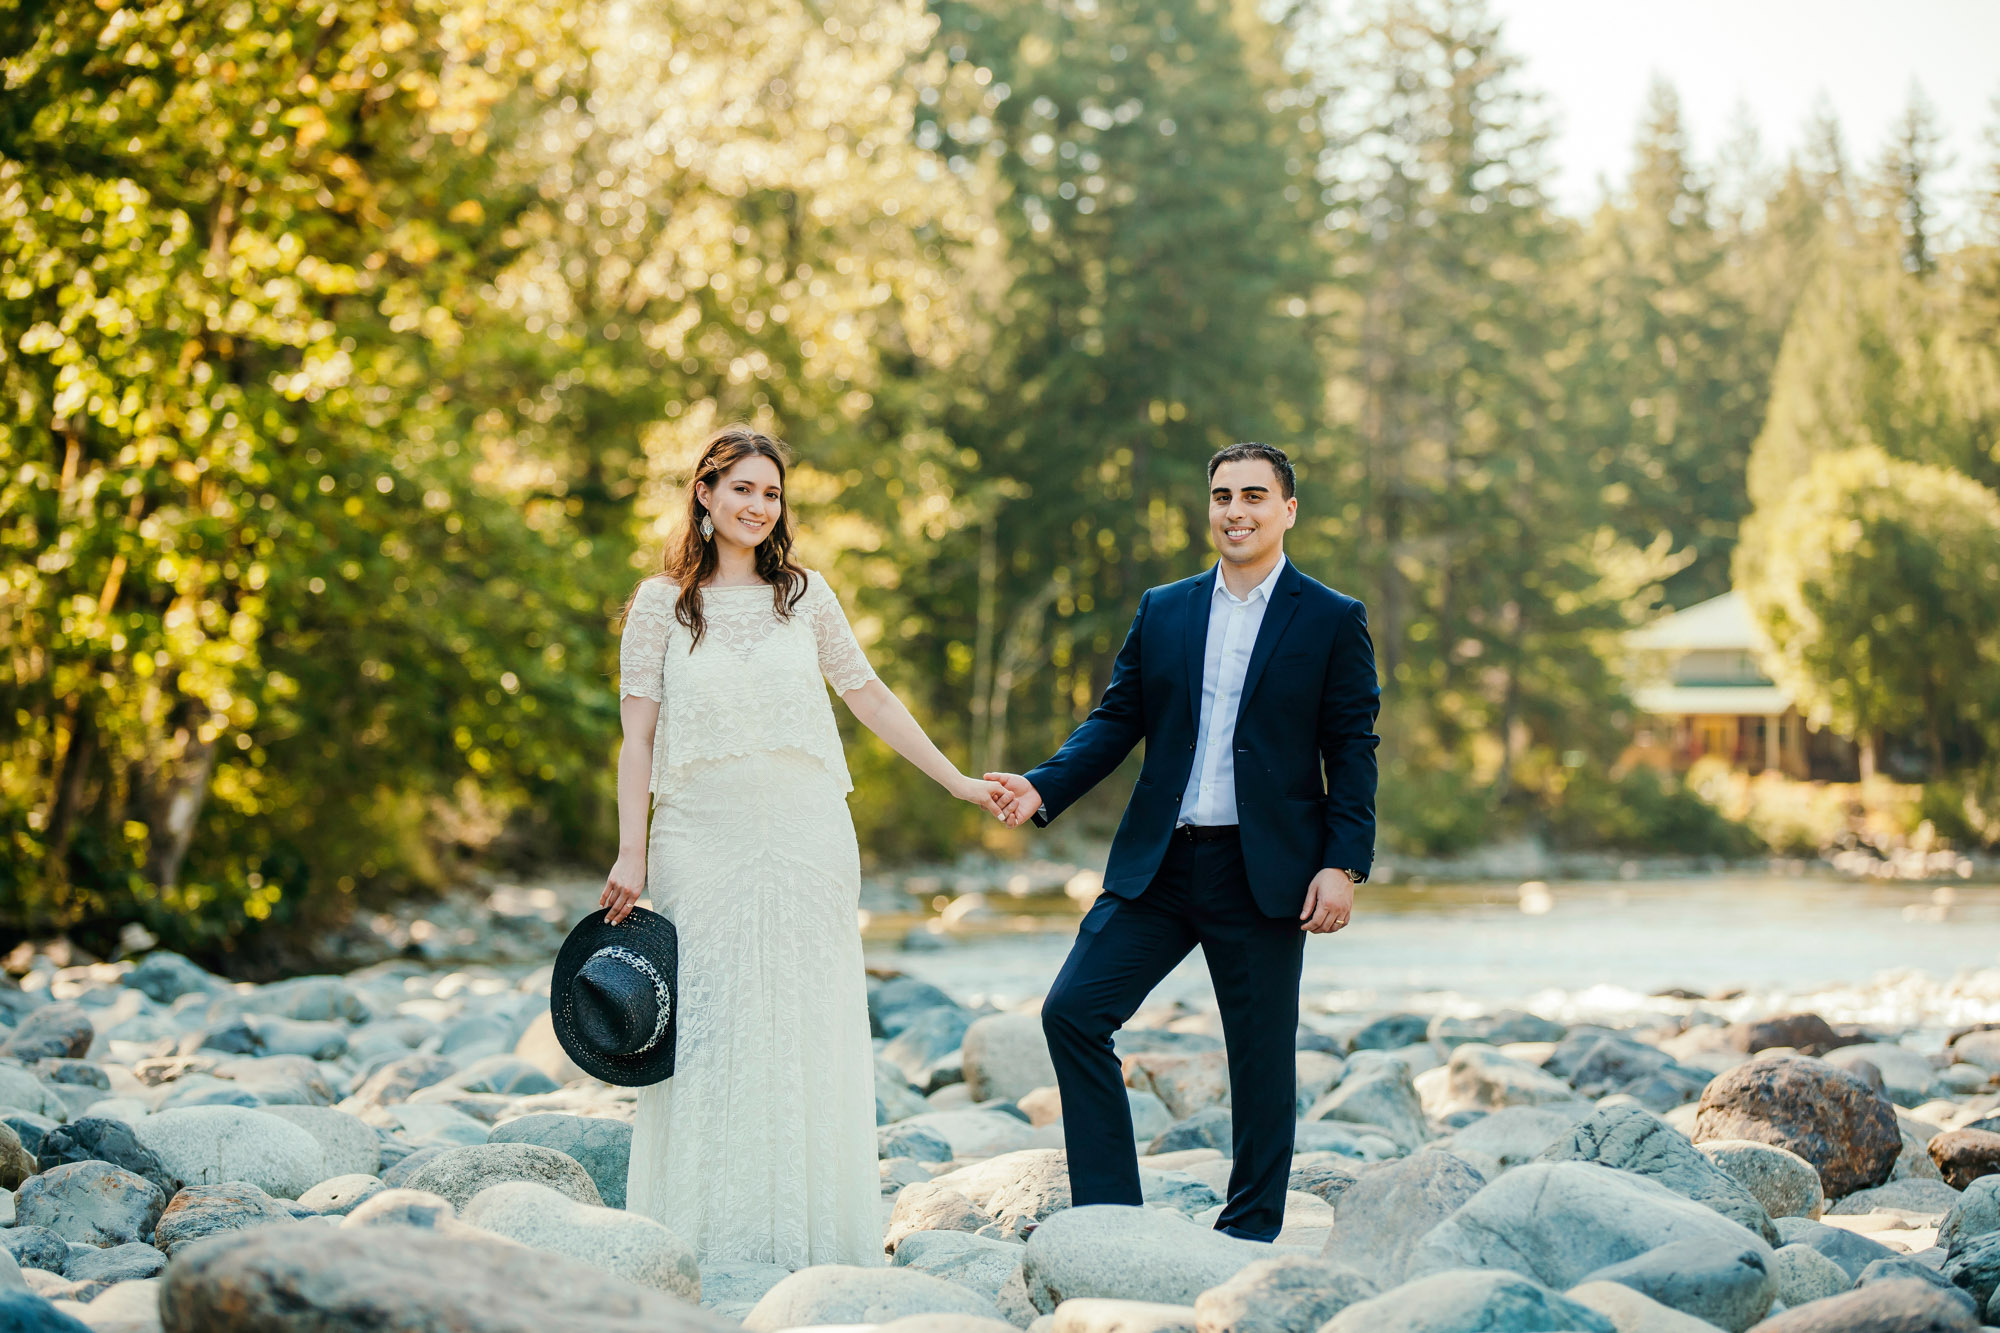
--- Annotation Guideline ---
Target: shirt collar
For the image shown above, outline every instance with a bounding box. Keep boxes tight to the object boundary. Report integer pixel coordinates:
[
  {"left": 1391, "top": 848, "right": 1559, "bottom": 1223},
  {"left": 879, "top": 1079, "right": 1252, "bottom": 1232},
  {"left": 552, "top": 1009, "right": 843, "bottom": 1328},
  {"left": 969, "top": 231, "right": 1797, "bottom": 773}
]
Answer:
[{"left": 1212, "top": 555, "right": 1286, "bottom": 606}]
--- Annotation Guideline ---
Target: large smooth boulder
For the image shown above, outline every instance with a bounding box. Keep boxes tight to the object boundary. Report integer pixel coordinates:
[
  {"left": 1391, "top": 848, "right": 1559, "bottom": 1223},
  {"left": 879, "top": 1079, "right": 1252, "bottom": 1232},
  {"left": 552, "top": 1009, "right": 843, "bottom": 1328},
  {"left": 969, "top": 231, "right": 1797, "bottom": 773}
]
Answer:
[
  {"left": 891, "top": 1230, "right": 1026, "bottom": 1309},
  {"left": 14, "top": 1162, "right": 165, "bottom": 1249},
  {"left": 884, "top": 1008, "right": 975, "bottom": 1091},
  {"left": 157, "top": 1219, "right": 735, "bottom": 1332},
  {"left": 62, "top": 1242, "right": 165, "bottom": 1286},
  {"left": 255, "top": 1105, "right": 380, "bottom": 1180},
  {"left": 1941, "top": 1176, "right": 2000, "bottom": 1257},
  {"left": 127, "top": 1107, "right": 323, "bottom": 1198},
  {"left": 1536, "top": 1106, "right": 1779, "bottom": 1243},
  {"left": 1409, "top": 1161, "right": 1774, "bottom": 1290},
  {"left": 151, "top": 1182, "right": 303, "bottom": 1258},
  {"left": 3, "top": 1226, "right": 70, "bottom": 1274},
  {"left": 1769, "top": 1243, "right": 1851, "bottom": 1308},
  {"left": 1437, "top": 1044, "right": 1581, "bottom": 1113},
  {"left": 33, "top": 1117, "right": 174, "bottom": 1197},
  {"left": 1124, "top": 1052, "right": 1231, "bottom": 1121},
  {"left": 1319, "top": 1150, "right": 1484, "bottom": 1286},
  {"left": 962, "top": 1014, "right": 1057, "bottom": 1104},
  {"left": 1020, "top": 1205, "right": 1271, "bottom": 1313},
  {"left": 1193, "top": 1253, "right": 1376, "bottom": 1333},
  {"left": 487, "top": 1113, "right": 632, "bottom": 1210},
  {"left": 3, "top": 1006, "right": 94, "bottom": 1062},
  {"left": 1319, "top": 1269, "right": 1615, "bottom": 1333},
  {"left": 1691, "top": 1056, "right": 1900, "bottom": 1199},
  {"left": 1748, "top": 1277, "right": 1979, "bottom": 1333},
  {"left": 460, "top": 1180, "right": 698, "bottom": 1300},
  {"left": 930, "top": 1151, "right": 1072, "bottom": 1241},
  {"left": 1698, "top": 1139, "right": 1825, "bottom": 1221},
  {"left": 1307, "top": 1065, "right": 1428, "bottom": 1151},
  {"left": 1821, "top": 1043, "right": 1939, "bottom": 1106},
  {"left": 1434, "top": 1105, "right": 1591, "bottom": 1180},
  {"left": 886, "top": 1183, "right": 997, "bottom": 1250},
  {"left": 400, "top": 1141, "right": 601, "bottom": 1210},
  {"left": 743, "top": 1264, "right": 998, "bottom": 1331},
  {"left": 871, "top": 979, "right": 965, "bottom": 1038},
  {"left": 1579, "top": 1238, "right": 1775, "bottom": 1333},
  {"left": 1827, "top": 1178, "right": 1962, "bottom": 1216}
]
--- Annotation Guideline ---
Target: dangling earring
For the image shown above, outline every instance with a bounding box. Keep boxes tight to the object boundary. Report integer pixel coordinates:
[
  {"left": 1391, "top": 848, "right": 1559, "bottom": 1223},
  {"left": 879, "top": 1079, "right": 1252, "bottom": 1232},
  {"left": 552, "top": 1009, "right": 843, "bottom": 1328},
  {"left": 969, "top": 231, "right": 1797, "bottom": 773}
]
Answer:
[{"left": 699, "top": 513, "right": 714, "bottom": 541}]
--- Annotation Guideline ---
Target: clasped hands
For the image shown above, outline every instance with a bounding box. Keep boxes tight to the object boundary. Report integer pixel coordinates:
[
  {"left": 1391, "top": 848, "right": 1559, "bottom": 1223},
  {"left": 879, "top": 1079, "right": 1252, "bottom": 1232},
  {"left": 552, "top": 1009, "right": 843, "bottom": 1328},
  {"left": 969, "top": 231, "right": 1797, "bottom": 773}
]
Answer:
[{"left": 977, "top": 772, "right": 1355, "bottom": 935}]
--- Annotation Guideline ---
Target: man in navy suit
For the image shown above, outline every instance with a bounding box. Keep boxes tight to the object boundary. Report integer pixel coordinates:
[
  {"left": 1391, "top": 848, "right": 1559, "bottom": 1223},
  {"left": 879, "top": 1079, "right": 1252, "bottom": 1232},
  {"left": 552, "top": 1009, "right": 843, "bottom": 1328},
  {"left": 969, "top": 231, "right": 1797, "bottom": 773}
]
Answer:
[{"left": 986, "top": 442, "right": 1379, "bottom": 1242}]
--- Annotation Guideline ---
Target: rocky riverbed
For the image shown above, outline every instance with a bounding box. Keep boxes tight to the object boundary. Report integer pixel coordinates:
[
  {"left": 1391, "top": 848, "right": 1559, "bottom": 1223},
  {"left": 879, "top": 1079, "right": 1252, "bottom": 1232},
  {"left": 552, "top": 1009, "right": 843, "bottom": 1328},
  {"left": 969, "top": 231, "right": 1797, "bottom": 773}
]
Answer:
[{"left": 1, "top": 948, "right": 1999, "bottom": 1333}]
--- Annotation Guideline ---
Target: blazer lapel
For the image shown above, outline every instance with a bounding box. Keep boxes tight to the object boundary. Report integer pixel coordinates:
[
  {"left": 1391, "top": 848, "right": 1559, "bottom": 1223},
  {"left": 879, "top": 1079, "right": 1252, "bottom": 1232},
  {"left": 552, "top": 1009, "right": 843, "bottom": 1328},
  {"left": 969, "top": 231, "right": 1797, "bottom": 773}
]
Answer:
[
  {"left": 1184, "top": 567, "right": 1216, "bottom": 732},
  {"left": 1235, "top": 561, "right": 1302, "bottom": 726}
]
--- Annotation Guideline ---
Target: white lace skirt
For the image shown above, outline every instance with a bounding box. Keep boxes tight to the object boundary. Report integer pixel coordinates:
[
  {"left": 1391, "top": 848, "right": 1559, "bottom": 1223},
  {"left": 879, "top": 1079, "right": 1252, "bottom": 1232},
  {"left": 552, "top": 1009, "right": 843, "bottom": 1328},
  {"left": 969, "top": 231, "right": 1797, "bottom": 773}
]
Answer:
[{"left": 624, "top": 748, "right": 882, "bottom": 1270}]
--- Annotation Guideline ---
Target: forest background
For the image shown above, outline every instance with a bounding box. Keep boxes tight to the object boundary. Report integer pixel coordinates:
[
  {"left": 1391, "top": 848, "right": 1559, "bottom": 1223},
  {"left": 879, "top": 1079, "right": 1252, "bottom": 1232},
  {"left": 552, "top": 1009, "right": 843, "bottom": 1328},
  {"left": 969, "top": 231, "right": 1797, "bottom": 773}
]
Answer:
[{"left": 5, "top": 0, "right": 1999, "bottom": 967}]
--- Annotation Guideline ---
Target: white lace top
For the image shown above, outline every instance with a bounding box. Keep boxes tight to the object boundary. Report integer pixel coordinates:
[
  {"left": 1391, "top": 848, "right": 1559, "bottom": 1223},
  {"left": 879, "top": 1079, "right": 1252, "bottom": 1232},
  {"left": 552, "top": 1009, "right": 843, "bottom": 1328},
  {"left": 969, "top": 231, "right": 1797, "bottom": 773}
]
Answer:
[{"left": 618, "top": 570, "right": 877, "bottom": 797}]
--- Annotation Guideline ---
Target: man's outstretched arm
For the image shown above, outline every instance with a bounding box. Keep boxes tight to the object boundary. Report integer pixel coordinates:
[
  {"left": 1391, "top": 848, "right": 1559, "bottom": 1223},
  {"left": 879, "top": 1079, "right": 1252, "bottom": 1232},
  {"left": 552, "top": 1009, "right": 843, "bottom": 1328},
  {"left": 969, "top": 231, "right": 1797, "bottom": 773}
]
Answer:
[{"left": 988, "top": 591, "right": 1152, "bottom": 828}]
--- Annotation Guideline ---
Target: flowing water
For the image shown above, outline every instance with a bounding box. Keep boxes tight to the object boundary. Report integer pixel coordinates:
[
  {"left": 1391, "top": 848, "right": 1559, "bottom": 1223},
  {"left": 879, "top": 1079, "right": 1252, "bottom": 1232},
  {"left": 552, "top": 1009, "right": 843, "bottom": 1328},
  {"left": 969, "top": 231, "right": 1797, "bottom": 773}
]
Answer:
[{"left": 863, "top": 875, "right": 2000, "bottom": 1047}]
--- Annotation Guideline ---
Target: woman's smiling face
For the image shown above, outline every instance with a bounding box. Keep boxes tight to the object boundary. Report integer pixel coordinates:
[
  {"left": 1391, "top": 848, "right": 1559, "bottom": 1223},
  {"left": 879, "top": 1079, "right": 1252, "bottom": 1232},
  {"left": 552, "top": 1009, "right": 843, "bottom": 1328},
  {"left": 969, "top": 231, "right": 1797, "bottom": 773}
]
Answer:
[{"left": 696, "top": 454, "right": 783, "bottom": 551}]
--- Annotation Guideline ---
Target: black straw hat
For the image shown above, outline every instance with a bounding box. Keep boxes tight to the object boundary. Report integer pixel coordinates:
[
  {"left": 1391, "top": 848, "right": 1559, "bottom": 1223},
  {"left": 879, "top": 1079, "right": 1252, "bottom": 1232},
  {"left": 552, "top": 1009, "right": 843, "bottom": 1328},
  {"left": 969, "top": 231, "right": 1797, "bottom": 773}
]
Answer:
[{"left": 550, "top": 907, "right": 679, "bottom": 1086}]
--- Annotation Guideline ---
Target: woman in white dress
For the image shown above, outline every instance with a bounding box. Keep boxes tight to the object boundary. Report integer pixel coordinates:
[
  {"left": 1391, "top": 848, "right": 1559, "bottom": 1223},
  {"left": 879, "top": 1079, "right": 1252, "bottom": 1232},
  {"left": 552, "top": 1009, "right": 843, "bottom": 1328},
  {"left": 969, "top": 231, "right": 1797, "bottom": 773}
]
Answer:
[{"left": 602, "top": 424, "right": 1002, "bottom": 1270}]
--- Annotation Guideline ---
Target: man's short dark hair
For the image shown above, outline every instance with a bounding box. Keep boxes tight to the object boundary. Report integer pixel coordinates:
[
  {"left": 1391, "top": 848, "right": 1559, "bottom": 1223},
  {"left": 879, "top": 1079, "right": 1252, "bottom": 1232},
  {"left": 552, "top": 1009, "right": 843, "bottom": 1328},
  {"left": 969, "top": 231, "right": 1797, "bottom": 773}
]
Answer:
[{"left": 1207, "top": 442, "right": 1295, "bottom": 499}]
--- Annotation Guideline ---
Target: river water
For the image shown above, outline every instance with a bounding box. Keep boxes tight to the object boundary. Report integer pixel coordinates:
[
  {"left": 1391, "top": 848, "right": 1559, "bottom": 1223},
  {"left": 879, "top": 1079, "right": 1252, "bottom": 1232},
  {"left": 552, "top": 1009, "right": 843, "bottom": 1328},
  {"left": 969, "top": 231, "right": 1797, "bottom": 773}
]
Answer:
[{"left": 863, "top": 875, "right": 2000, "bottom": 1047}]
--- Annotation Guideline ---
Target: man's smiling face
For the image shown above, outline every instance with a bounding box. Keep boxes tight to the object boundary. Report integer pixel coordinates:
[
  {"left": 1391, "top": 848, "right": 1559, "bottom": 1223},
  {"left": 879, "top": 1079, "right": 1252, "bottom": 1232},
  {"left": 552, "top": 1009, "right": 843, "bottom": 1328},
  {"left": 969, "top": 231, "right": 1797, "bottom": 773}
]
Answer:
[{"left": 1208, "top": 458, "right": 1297, "bottom": 568}]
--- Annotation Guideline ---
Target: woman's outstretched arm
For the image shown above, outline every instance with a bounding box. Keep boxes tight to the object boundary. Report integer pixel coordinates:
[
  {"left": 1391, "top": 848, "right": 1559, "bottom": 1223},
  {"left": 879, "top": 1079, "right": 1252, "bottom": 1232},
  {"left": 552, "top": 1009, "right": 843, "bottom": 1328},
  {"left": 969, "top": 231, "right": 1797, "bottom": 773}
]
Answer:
[{"left": 841, "top": 680, "right": 1004, "bottom": 816}]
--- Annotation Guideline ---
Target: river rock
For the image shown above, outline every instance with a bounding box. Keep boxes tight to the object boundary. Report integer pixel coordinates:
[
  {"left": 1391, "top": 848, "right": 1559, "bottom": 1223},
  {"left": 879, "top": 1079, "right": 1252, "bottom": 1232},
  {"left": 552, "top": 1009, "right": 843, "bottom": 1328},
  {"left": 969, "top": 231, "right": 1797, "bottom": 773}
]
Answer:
[
  {"left": 1537, "top": 1105, "right": 1779, "bottom": 1243},
  {"left": 1774, "top": 1216, "right": 1898, "bottom": 1279},
  {"left": 1044, "top": 1298, "right": 1195, "bottom": 1333},
  {"left": 1579, "top": 1238, "right": 1774, "bottom": 1333},
  {"left": 1723, "top": 1014, "right": 1850, "bottom": 1057},
  {"left": 1769, "top": 1242, "right": 1849, "bottom": 1308},
  {"left": 1692, "top": 1056, "right": 1900, "bottom": 1198},
  {"left": 1941, "top": 1177, "right": 2000, "bottom": 1256},
  {"left": 1699, "top": 1139, "right": 1825, "bottom": 1220},
  {"left": 344, "top": 1053, "right": 457, "bottom": 1112},
  {"left": 3, "top": 1006, "right": 94, "bottom": 1062},
  {"left": 400, "top": 1142, "right": 600, "bottom": 1211},
  {"left": 1307, "top": 1065, "right": 1428, "bottom": 1150},
  {"left": 743, "top": 1264, "right": 998, "bottom": 1331},
  {"left": 872, "top": 979, "right": 965, "bottom": 1038},
  {"left": 894, "top": 1110, "right": 1040, "bottom": 1160},
  {"left": 14, "top": 1162, "right": 165, "bottom": 1249},
  {"left": 441, "top": 1054, "right": 560, "bottom": 1099},
  {"left": 1193, "top": 1252, "right": 1376, "bottom": 1333},
  {"left": 1436, "top": 1044, "right": 1580, "bottom": 1115},
  {"left": 124, "top": 953, "right": 224, "bottom": 1005},
  {"left": 1319, "top": 1149, "right": 1483, "bottom": 1285},
  {"left": 1939, "top": 1231, "right": 2000, "bottom": 1308},
  {"left": 962, "top": 1015, "right": 1058, "bottom": 1104},
  {"left": 4, "top": 1112, "right": 57, "bottom": 1160},
  {"left": 63, "top": 1243, "right": 165, "bottom": 1286},
  {"left": 487, "top": 1114, "right": 632, "bottom": 1210},
  {"left": 1828, "top": 1177, "right": 1962, "bottom": 1216},
  {"left": 1547, "top": 1030, "right": 1711, "bottom": 1110},
  {"left": 296, "top": 1175, "right": 384, "bottom": 1217},
  {"left": 0, "top": 1290, "right": 100, "bottom": 1331},
  {"left": 1822, "top": 1042, "right": 1938, "bottom": 1105},
  {"left": 157, "top": 1219, "right": 736, "bottom": 1332},
  {"left": 1749, "top": 1277, "right": 1979, "bottom": 1333},
  {"left": 127, "top": 1107, "right": 323, "bottom": 1198},
  {"left": 1319, "top": 1269, "right": 1614, "bottom": 1333},
  {"left": 151, "top": 1182, "right": 304, "bottom": 1258},
  {"left": 882, "top": 1122, "right": 956, "bottom": 1163},
  {"left": 339, "top": 1187, "right": 458, "bottom": 1230},
  {"left": 1434, "top": 1105, "right": 1591, "bottom": 1179},
  {"left": 1020, "top": 1205, "right": 1271, "bottom": 1313},
  {"left": 1348, "top": 1014, "right": 1430, "bottom": 1052},
  {"left": 247, "top": 1016, "right": 349, "bottom": 1062},
  {"left": 1928, "top": 1129, "right": 2000, "bottom": 1191},
  {"left": 887, "top": 1183, "right": 999, "bottom": 1250},
  {"left": 255, "top": 1105, "right": 380, "bottom": 1180},
  {"left": 1409, "top": 1161, "right": 1773, "bottom": 1289},
  {"left": 1428, "top": 1010, "right": 1566, "bottom": 1050},
  {"left": 1567, "top": 1280, "right": 1722, "bottom": 1333},
  {"left": 379, "top": 1145, "right": 446, "bottom": 1188},
  {"left": 511, "top": 1011, "right": 586, "bottom": 1087},
  {"left": 931, "top": 1151, "right": 1072, "bottom": 1240},
  {"left": 0, "top": 1124, "right": 33, "bottom": 1191},
  {"left": 1123, "top": 1052, "right": 1230, "bottom": 1122},
  {"left": 1149, "top": 1108, "right": 1233, "bottom": 1156},
  {"left": 459, "top": 1179, "right": 698, "bottom": 1300},
  {"left": 0, "top": 1064, "right": 68, "bottom": 1120},
  {"left": 885, "top": 1008, "right": 975, "bottom": 1091},
  {"left": 891, "top": 1230, "right": 1025, "bottom": 1308},
  {"left": 32, "top": 1117, "right": 174, "bottom": 1198},
  {"left": 4, "top": 1227, "right": 71, "bottom": 1274},
  {"left": 1288, "top": 1157, "right": 1361, "bottom": 1204}
]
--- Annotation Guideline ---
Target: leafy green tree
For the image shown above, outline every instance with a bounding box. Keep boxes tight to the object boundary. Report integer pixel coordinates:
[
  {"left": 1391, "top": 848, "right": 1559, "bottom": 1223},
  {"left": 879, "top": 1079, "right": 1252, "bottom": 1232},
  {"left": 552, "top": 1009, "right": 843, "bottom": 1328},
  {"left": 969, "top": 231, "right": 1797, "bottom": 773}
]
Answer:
[{"left": 1736, "top": 446, "right": 2000, "bottom": 773}]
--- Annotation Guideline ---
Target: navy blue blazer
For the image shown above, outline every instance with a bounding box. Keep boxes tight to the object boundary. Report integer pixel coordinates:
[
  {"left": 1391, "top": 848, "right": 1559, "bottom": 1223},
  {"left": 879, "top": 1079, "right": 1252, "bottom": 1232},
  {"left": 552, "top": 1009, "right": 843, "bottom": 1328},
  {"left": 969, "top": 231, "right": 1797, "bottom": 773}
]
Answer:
[{"left": 1024, "top": 560, "right": 1380, "bottom": 919}]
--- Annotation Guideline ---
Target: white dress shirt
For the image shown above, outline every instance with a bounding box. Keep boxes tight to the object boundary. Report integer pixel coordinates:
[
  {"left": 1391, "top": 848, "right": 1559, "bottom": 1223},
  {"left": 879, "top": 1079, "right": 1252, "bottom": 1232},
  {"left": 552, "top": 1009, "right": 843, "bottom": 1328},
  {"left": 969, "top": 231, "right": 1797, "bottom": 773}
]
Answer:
[{"left": 1179, "top": 556, "right": 1286, "bottom": 827}]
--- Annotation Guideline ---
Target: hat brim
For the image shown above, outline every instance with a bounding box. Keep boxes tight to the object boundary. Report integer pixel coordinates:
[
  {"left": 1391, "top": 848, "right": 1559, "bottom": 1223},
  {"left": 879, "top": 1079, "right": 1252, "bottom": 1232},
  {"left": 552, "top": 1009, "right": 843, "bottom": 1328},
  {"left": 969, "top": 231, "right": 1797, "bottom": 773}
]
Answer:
[{"left": 550, "top": 906, "right": 679, "bottom": 1087}]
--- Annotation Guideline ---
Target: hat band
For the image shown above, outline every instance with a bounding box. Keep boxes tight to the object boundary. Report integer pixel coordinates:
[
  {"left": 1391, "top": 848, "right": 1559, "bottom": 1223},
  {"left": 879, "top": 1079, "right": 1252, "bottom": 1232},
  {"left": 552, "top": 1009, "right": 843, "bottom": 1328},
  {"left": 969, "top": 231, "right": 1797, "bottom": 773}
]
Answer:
[{"left": 591, "top": 944, "right": 672, "bottom": 1055}]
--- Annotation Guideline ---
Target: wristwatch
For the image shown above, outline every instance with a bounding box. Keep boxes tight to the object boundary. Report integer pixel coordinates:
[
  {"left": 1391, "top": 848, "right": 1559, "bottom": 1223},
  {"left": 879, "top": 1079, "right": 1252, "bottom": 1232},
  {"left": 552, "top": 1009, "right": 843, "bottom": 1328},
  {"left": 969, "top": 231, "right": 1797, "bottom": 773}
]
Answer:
[{"left": 1341, "top": 868, "right": 1368, "bottom": 885}]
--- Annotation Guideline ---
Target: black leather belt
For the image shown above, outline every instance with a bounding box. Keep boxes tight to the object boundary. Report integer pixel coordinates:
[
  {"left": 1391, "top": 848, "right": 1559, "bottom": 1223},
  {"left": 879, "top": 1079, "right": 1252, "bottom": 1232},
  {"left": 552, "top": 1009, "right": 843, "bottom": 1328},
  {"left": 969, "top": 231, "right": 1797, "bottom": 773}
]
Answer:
[{"left": 1174, "top": 823, "right": 1239, "bottom": 843}]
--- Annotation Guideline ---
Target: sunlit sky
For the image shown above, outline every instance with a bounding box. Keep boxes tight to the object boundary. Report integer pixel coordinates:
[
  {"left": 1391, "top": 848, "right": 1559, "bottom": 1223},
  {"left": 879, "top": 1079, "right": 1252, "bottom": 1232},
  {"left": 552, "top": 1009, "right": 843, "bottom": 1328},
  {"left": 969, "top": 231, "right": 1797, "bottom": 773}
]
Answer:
[{"left": 1485, "top": 0, "right": 2000, "bottom": 230}]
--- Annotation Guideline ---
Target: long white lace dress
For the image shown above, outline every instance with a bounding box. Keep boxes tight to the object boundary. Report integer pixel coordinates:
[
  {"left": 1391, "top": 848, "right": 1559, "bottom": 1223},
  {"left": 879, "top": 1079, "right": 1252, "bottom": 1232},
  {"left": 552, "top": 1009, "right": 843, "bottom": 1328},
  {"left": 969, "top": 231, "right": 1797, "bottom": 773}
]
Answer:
[{"left": 617, "top": 571, "right": 883, "bottom": 1269}]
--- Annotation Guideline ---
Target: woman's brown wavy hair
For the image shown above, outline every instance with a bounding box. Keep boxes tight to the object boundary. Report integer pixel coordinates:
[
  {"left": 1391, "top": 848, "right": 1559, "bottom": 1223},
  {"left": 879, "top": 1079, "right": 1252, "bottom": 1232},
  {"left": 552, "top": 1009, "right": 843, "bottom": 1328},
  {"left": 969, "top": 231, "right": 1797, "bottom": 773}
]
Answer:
[{"left": 632, "top": 425, "right": 807, "bottom": 651}]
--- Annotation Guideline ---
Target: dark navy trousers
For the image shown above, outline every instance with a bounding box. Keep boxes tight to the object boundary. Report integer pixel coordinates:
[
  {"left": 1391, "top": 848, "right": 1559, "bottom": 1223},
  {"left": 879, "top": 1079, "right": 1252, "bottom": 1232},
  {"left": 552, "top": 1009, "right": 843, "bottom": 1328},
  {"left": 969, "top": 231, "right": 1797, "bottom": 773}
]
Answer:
[{"left": 1039, "top": 828, "right": 1306, "bottom": 1240}]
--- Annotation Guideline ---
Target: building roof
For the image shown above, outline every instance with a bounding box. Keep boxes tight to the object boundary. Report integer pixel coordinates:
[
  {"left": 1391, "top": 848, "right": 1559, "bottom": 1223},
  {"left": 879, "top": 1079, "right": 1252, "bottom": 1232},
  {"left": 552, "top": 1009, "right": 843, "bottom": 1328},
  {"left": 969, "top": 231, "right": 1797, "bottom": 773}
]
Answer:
[
  {"left": 1631, "top": 684, "right": 1793, "bottom": 718},
  {"left": 1627, "top": 591, "right": 1769, "bottom": 653}
]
